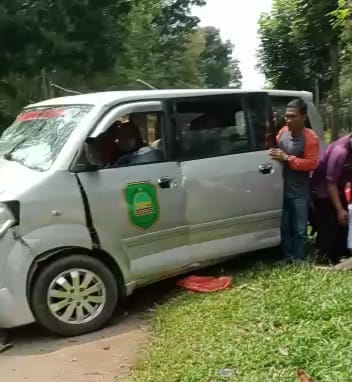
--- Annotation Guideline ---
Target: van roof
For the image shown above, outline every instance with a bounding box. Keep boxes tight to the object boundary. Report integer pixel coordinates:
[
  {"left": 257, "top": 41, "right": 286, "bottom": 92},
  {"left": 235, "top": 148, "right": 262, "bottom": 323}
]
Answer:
[{"left": 27, "top": 89, "right": 313, "bottom": 109}]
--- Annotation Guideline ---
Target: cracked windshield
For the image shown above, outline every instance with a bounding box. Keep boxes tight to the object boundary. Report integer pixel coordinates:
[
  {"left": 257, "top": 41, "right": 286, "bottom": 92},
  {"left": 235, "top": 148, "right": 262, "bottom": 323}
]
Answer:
[
  {"left": 0, "top": 106, "right": 92, "bottom": 171},
  {"left": 0, "top": 1, "right": 352, "bottom": 382}
]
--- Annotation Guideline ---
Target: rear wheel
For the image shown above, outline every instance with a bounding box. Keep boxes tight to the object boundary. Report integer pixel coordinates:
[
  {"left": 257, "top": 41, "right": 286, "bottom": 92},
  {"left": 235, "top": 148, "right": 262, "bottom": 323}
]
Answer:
[{"left": 31, "top": 254, "right": 118, "bottom": 337}]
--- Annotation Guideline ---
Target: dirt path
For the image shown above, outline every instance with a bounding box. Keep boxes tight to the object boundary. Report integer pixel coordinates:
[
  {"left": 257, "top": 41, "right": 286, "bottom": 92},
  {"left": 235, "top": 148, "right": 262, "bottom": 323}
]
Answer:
[
  {"left": 0, "top": 280, "right": 176, "bottom": 382},
  {"left": 0, "top": 316, "right": 147, "bottom": 382},
  {"left": 0, "top": 251, "right": 279, "bottom": 382}
]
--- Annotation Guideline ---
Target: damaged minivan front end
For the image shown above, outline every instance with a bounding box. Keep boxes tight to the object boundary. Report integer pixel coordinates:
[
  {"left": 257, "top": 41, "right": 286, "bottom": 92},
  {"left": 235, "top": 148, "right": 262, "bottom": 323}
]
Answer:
[
  {"left": 0, "top": 105, "right": 95, "bottom": 329},
  {"left": 0, "top": 220, "right": 35, "bottom": 328},
  {"left": 0, "top": 157, "right": 43, "bottom": 327}
]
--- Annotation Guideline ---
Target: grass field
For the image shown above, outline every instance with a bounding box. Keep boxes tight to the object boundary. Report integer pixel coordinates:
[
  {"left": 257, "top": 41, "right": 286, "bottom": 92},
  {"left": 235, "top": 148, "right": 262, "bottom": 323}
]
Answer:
[
  {"left": 126, "top": 262, "right": 352, "bottom": 382},
  {"left": 324, "top": 129, "right": 331, "bottom": 143}
]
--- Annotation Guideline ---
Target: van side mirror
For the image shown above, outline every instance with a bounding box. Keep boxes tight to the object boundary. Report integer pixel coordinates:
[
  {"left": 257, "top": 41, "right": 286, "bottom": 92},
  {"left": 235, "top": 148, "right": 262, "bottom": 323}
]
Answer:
[
  {"left": 70, "top": 138, "right": 101, "bottom": 173},
  {"left": 84, "top": 138, "right": 101, "bottom": 164}
]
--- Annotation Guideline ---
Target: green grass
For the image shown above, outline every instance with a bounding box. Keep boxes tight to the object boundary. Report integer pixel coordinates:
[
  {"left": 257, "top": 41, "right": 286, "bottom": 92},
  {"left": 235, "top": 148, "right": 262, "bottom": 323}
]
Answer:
[
  {"left": 324, "top": 129, "right": 331, "bottom": 143},
  {"left": 126, "top": 264, "right": 352, "bottom": 382}
]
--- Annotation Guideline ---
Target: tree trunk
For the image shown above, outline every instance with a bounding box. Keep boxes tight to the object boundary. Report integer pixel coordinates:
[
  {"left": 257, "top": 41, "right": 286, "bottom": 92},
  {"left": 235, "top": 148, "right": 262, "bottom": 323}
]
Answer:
[
  {"left": 329, "top": 42, "right": 341, "bottom": 142},
  {"left": 41, "top": 68, "right": 49, "bottom": 99}
]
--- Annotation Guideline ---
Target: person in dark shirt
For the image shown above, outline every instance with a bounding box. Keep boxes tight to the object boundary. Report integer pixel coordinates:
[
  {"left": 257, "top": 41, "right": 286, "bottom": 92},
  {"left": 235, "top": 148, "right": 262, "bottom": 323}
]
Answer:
[
  {"left": 87, "top": 120, "right": 162, "bottom": 168},
  {"left": 110, "top": 121, "right": 145, "bottom": 165},
  {"left": 270, "top": 98, "right": 320, "bottom": 262},
  {"left": 311, "top": 134, "right": 352, "bottom": 264}
]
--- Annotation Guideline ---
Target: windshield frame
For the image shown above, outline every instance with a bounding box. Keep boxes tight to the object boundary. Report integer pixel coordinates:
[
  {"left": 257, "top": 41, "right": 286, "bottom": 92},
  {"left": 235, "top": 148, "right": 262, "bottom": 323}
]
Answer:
[{"left": 0, "top": 104, "right": 94, "bottom": 172}]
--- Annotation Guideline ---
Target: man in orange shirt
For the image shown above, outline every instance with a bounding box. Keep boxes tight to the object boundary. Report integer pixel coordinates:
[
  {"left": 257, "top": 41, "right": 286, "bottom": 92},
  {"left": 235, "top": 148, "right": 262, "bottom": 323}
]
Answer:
[{"left": 270, "top": 98, "right": 320, "bottom": 262}]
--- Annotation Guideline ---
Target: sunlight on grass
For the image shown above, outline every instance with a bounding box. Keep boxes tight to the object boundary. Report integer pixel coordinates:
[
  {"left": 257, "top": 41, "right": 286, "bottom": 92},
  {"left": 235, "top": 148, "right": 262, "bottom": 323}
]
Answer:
[
  {"left": 126, "top": 264, "right": 352, "bottom": 382},
  {"left": 324, "top": 129, "right": 331, "bottom": 143}
]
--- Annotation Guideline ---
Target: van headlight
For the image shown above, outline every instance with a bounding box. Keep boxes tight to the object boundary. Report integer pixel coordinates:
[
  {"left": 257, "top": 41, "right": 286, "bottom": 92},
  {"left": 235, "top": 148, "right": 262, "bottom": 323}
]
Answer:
[{"left": 0, "top": 203, "right": 16, "bottom": 238}]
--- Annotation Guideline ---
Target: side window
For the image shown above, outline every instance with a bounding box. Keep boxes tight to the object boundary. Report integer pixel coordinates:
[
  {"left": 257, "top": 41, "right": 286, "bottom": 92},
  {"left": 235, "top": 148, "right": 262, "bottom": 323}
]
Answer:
[
  {"left": 245, "top": 93, "right": 275, "bottom": 151},
  {"left": 129, "top": 112, "right": 161, "bottom": 147},
  {"left": 174, "top": 96, "right": 250, "bottom": 161},
  {"left": 271, "top": 96, "right": 312, "bottom": 135},
  {"left": 90, "top": 110, "right": 165, "bottom": 168}
]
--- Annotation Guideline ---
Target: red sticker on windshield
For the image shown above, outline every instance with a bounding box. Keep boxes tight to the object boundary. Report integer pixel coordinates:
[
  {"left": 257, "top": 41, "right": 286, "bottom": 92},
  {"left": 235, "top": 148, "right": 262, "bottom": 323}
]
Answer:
[{"left": 16, "top": 108, "right": 65, "bottom": 122}]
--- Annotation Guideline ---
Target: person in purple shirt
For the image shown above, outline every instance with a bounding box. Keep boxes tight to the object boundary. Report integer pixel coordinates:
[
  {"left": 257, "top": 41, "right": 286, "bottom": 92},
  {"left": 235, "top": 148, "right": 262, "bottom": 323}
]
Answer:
[{"left": 311, "top": 134, "right": 352, "bottom": 264}]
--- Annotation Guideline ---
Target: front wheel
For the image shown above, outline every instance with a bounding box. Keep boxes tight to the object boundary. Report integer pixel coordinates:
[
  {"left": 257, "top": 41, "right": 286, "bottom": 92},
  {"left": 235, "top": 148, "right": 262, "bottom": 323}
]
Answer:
[{"left": 31, "top": 254, "right": 118, "bottom": 337}]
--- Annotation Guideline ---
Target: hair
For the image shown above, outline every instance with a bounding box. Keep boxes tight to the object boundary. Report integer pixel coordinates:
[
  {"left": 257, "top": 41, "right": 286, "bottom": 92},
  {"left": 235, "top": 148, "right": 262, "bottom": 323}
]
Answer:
[
  {"left": 287, "top": 98, "right": 307, "bottom": 115},
  {"left": 120, "top": 121, "right": 146, "bottom": 149}
]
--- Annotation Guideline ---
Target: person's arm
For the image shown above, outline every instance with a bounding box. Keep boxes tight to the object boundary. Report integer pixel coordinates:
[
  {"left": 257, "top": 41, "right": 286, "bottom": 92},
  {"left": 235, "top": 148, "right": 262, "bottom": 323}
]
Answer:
[
  {"left": 269, "top": 127, "right": 287, "bottom": 158},
  {"left": 327, "top": 182, "right": 348, "bottom": 225},
  {"left": 275, "top": 126, "right": 288, "bottom": 145},
  {"left": 287, "top": 131, "right": 320, "bottom": 172},
  {"left": 326, "top": 147, "right": 349, "bottom": 225}
]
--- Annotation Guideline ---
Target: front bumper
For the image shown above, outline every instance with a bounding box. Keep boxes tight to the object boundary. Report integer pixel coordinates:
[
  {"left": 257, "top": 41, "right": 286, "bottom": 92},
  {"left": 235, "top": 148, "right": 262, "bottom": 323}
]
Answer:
[
  {"left": 0, "top": 229, "right": 35, "bottom": 328},
  {"left": 0, "top": 288, "right": 31, "bottom": 328}
]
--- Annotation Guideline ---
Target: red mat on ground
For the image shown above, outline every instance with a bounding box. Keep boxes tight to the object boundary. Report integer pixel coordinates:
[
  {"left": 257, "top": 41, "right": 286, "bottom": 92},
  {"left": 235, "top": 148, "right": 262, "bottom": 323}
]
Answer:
[{"left": 176, "top": 275, "right": 233, "bottom": 292}]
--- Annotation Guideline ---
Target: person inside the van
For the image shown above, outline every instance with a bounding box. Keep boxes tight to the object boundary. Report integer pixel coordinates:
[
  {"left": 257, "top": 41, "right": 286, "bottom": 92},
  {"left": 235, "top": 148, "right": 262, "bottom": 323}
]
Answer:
[
  {"left": 270, "top": 98, "right": 320, "bottom": 263},
  {"left": 130, "top": 112, "right": 147, "bottom": 131},
  {"left": 311, "top": 134, "right": 352, "bottom": 265},
  {"left": 106, "top": 120, "right": 163, "bottom": 167},
  {"left": 114, "top": 121, "right": 145, "bottom": 161}
]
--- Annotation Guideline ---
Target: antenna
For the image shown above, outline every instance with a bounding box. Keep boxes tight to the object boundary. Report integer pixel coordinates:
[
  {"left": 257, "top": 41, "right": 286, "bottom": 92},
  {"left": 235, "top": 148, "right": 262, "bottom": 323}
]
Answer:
[
  {"left": 136, "top": 79, "right": 157, "bottom": 90},
  {"left": 49, "top": 81, "right": 83, "bottom": 95}
]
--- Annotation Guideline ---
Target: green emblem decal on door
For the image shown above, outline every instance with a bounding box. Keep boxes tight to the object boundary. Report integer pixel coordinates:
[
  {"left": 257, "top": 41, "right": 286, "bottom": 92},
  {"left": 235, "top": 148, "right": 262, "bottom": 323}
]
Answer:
[{"left": 124, "top": 182, "right": 159, "bottom": 229}]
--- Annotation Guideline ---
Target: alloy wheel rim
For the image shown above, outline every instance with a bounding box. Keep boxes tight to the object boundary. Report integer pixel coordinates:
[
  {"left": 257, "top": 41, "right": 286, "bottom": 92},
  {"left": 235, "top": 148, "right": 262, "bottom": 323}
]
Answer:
[{"left": 47, "top": 268, "right": 107, "bottom": 325}]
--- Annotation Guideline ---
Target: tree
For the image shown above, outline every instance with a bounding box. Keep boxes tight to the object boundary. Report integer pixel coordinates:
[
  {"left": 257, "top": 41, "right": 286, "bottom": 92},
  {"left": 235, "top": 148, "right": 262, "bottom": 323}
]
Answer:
[
  {"left": 198, "top": 27, "right": 242, "bottom": 88},
  {"left": 0, "top": 0, "right": 133, "bottom": 127},
  {"left": 258, "top": 0, "right": 342, "bottom": 140},
  {"left": 0, "top": 0, "right": 132, "bottom": 77},
  {"left": 294, "top": 0, "right": 341, "bottom": 140},
  {"left": 258, "top": 0, "right": 308, "bottom": 90},
  {"left": 131, "top": 0, "right": 206, "bottom": 88},
  {"left": 0, "top": 0, "right": 239, "bottom": 131},
  {"left": 332, "top": 1, "right": 352, "bottom": 100},
  {"left": 229, "top": 58, "right": 242, "bottom": 89}
]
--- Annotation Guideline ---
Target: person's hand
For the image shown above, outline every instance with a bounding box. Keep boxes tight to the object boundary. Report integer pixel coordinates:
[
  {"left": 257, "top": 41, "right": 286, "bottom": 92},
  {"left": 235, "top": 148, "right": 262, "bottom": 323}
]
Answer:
[
  {"left": 337, "top": 209, "right": 349, "bottom": 226},
  {"left": 269, "top": 148, "right": 289, "bottom": 162}
]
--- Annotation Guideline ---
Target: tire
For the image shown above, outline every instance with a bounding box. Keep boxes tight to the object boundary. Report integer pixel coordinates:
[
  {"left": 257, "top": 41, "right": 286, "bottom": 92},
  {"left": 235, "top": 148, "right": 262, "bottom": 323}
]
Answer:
[{"left": 30, "top": 254, "right": 118, "bottom": 337}]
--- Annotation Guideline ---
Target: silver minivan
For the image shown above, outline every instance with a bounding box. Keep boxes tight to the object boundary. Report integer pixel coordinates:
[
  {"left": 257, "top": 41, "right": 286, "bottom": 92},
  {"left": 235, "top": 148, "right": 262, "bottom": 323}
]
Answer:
[{"left": 0, "top": 89, "right": 325, "bottom": 336}]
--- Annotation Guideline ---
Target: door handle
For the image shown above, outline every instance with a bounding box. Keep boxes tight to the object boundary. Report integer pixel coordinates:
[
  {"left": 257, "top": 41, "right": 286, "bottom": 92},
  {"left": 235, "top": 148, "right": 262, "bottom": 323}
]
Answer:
[
  {"left": 158, "top": 177, "right": 172, "bottom": 189},
  {"left": 258, "top": 163, "right": 273, "bottom": 175}
]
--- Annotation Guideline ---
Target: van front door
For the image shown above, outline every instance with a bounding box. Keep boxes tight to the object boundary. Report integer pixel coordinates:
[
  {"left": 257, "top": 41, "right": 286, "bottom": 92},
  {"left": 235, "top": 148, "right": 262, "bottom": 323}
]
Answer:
[{"left": 76, "top": 102, "right": 187, "bottom": 284}]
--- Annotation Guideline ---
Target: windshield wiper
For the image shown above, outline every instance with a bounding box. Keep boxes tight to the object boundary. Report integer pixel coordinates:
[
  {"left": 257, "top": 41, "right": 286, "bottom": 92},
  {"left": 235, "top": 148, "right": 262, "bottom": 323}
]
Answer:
[
  {"left": 3, "top": 146, "right": 45, "bottom": 171},
  {"left": 3, "top": 138, "right": 27, "bottom": 161}
]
